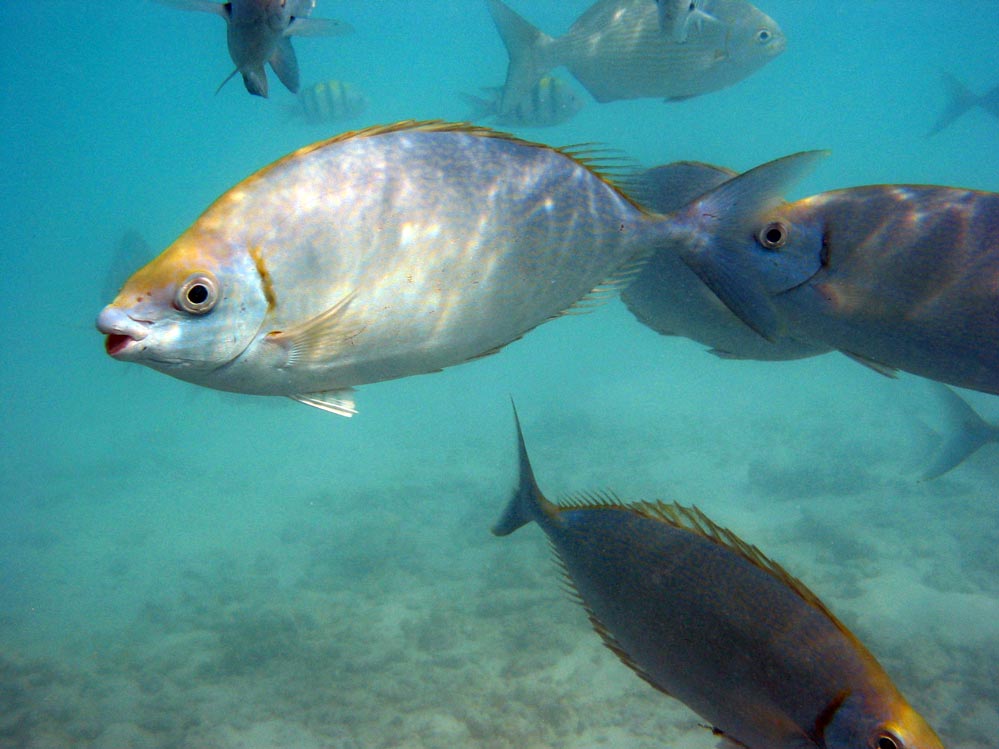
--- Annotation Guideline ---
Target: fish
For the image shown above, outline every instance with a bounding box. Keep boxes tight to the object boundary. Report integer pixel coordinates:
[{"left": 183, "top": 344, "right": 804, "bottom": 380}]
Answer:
[
  {"left": 153, "top": 0, "right": 354, "bottom": 97},
  {"left": 493, "top": 405, "right": 945, "bottom": 749},
  {"left": 460, "top": 75, "right": 584, "bottom": 129},
  {"left": 293, "top": 79, "right": 368, "bottom": 125},
  {"left": 921, "top": 383, "right": 999, "bottom": 480},
  {"left": 485, "top": 0, "right": 785, "bottom": 113},
  {"left": 670, "top": 155, "right": 999, "bottom": 394},
  {"left": 926, "top": 72, "right": 999, "bottom": 137},
  {"left": 656, "top": 0, "right": 717, "bottom": 43},
  {"left": 101, "top": 121, "right": 802, "bottom": 416},
  {"left": 622, "top": 161, "right": 829, "bottom": 360}
]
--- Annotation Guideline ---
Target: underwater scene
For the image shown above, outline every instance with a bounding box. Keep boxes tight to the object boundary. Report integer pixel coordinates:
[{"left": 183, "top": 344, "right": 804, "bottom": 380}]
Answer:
[{"left": 2, "top": 1, "right": 998, "bottom": 747}]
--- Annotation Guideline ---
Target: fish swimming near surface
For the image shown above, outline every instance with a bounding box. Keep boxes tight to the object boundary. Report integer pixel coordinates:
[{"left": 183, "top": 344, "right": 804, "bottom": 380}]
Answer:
[
  {"left": 460, "top": 75, "right": 584, "bottom": 128},
  {"left": 485, "top": 0, "right": 785, "bottom": 113},
  {"left": 656, "top": 0, "right": 718, "bottom": 43},
  {"left": 926, "top": 72, "right": 999, "bottom": 137},
  {"left": 154, "top": 0, "right": 353, "bottom": 97},
  {"left": 622, "top": 161, "right": 829, "bottom": 361},
  {"left": 493, "top": 405, "right": 945, "bottom": 749},
  {"left": 670, "top": 154, "right": 999, "bottom": 395},
  {"left": 292, "top": 79, "right": 368, "bottom": 125},
  {"left": 921, "top": 383, "right": 999, "bottom": 480},
  {"left": 100, "top": 121, "right": 811, "bottom": 416}
]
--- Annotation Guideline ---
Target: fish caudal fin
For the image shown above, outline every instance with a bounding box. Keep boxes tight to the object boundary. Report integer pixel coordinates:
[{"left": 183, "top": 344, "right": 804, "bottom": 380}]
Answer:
[
  {"left": 922, "top": 384, "right": 998, "bottom": 480},
  {"left": 671, "top": 150, "right": 829, "bottom": 341},
  {"left": 270, "top": 37, "right": 301, "bottom": 94},
  {"left": 926, "top": 73, "right": 977, "bottom": 137},
  {"left": 485, "top": 0, "right": 556, "bottom": 116},
  {"left": 492, "top": 403, "right": 546, "bottom": 536}
]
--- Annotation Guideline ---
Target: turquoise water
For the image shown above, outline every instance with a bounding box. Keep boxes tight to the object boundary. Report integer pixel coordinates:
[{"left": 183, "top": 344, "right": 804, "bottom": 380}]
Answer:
[{"left": 1, "top": 2, "right": 997, "bottom": 747}]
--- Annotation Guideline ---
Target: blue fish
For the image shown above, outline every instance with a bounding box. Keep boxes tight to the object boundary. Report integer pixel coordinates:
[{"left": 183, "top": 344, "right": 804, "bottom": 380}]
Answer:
[{"left": 493, "top": 405, "right": 944, "bottom": 749}]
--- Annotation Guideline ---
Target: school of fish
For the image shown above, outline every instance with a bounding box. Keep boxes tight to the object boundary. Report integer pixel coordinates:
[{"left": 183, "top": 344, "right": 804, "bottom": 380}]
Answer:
[{"left": 95, "top": 1, "right": 999, "bottom": 745}]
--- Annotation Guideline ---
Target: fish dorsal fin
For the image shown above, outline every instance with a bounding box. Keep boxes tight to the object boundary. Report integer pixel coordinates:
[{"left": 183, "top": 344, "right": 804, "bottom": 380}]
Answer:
[
  {"left": 289, "top": 388, "right": 356, "bottom": 417},
  {"left": 552, "top": 495, "right": 876, "bottom": 661},
  {"left": 265, "top": 292, "right": 363, "bottom": 365}
]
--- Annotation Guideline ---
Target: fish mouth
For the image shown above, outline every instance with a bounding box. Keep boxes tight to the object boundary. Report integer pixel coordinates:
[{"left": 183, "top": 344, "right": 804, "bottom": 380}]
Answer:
[{"left": 96, "top": 306, "right": 150, "bottom": 358}]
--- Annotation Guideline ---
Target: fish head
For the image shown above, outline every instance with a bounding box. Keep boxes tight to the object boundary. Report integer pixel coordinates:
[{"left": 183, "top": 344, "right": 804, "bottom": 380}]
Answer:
[
  {"left": 96, "top": 228, "right": 269, "bottom": 388},
  {"left": 724, "top": 3, "right": 786, "bottom": 67},
  {"left": 823, "top": 691, "right": 945, "bottom": 749}
]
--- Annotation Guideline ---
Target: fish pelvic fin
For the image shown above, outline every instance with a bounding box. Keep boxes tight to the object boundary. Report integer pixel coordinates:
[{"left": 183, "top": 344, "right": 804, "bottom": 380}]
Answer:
[
  {"left": 492, "top": 402, "right": 551, "bottom": 536},
  {"left": 670, "top": 150, "right": 829, "bottom": 341},
  {"left": 215, "top": 67, "right": 241, "bottom": 95},
  {"left": 240, "top": 66, "right": 269, "bottom": 97},
  {"left": 266, "top": 292, "right": 364, "bottom": 366},
  {"left": 270, "top": 36, "right": 300, "bottom": 93},
  {"left": 289, "top": 389, "right": 357, "bottom": 417},
  {"left": 485, "top": 0, "right": 556, "bottom": 116},
  {"left": 921, "top": 383, "right": 998, "bottom": 480}
]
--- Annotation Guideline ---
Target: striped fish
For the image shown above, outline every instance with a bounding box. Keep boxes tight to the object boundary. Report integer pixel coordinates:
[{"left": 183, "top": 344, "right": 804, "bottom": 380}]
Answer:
[
  {"left": 296, "top": 80, "right": 369, "bottom": 125},
  {"left": 460, "top": 75, "right": 584, "bottom": 128},
  {"left": 486, "top": 0, "right": 785, "bottom": 113}
]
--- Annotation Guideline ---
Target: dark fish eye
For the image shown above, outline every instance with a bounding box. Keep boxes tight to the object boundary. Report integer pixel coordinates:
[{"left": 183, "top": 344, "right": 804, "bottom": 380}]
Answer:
[
  {"left": 757, "top": 221, "right": 787, "bottom": 250},
  {"left": 757, "top": 29, "right": 772, "bottom": 43},
  {"left": 872, "top": 731, "right": 901, "bottom": 749},
  {"left": 176, "top": 272, "right": 220, "bottom": 315}
]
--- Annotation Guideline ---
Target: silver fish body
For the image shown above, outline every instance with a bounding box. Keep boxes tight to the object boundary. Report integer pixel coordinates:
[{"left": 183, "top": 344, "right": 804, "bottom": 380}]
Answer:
[
  {"left": 622, "top": 161, "right": 829, "bottom": 360},
  {"left": 486, "top": 0, "right": 784, "bottom": 112},
  {"left": 460, "top": 75, "right": 584, "bottom": 128},
  {"left": 675, "top": 169, "right": 999, "bottom": 394},
  {"left": 493, "top": 408, "right": 945, "bottom": 749},
  {"left": 96, "top": 122, "right": 666, "bottom": 415},
  {"left": 154, "top": 0, "right": 353, "bottom": 97}
]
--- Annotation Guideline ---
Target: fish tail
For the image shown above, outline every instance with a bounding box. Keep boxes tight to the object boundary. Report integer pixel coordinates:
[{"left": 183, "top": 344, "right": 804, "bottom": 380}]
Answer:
[
  {"left": 485, "top": 0, "right": 556, "bottom": 116},
  {"left": 662, "top": 150, "right": 829, "bottom": 341},
  {"left": 492, "top": 402, "right": 546, "bottom": 536},
  {"left": 926, "top": 72, "right": 978, "bottom": 137},
  {"left": 922, "top": 384, "right": 997, "bottom": 480}
]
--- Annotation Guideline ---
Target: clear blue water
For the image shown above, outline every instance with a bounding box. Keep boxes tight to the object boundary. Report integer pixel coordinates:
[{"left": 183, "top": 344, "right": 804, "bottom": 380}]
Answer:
[{"left": 1, "top": 2, "right": 997, "bottom": 747}]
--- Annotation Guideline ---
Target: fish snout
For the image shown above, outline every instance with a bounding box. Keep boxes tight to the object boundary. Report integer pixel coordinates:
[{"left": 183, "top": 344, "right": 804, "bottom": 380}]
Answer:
[{"left": 96, "top": 306, "right": 150, "bottom": 357}]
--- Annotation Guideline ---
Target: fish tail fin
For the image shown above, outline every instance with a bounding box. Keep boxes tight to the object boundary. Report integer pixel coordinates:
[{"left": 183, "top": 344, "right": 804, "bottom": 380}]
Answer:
[
  {"left": 922, "top": 384, "right": 997, "bottom": 480},
  {"left": 492, "top": 402, "right": 546, "bottom": 536},
  {"left": 485, "top": 0, "right": 555, "bottom": 116},
  {"left": 926, "top": 72, "right": 977, "bottom": 136},
  {"left": 664, "top": 150, "right": 829, "bottom": 341}
]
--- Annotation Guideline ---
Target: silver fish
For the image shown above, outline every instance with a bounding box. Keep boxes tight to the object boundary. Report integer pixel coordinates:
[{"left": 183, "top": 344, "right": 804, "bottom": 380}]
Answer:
[
  {"left": 97, "top": 121, "right": 734, "bottom": 416},
  {"left": 294, "top": 79, "right": 368, "bottom": 125},
  {"left": 656, "top": 0, "right": 717, "bottom": 43},
  {"left": 622, "top": 161, "right": 829, "bottom": 361},
  {"left": 154, "top": 0, "right": 353, "bottom": 97},
  {"left": 670, "top": 154, "right": 999, "bottom": 395},
  {"left": 460, "top": 75, "right": 584, "bottom": 128},
  {"left": 922, "top": 383, "right": 999, "bottom": 480},
  {"left": 486, "top": 0, "right": 785, "bottom": 113},
  {"left": 926, "top": 72, "right": 999, "bottom": 137},
  {"left": 494, "top": 406, "right": 944, "bottom": 749}
]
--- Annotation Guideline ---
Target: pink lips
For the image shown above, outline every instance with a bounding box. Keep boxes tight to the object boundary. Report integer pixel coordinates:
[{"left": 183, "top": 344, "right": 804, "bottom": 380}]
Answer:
[
  {"left": 105, "top": 334, "right": 133, "bottom": 356},
  {"left": 96, "top": 306, "right": 150, "bottom": 358}
]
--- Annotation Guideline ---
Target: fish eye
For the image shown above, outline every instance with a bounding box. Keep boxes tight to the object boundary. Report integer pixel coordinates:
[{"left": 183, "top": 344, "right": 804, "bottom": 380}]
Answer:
[
  {"left": 871, "top": 731, "right": 902, "bottom": 749},
  {"left": 176, "top": 272, "right": 219, "bottom": 315},
  {"left": 756, "top": 28, "right": 772, "bottom": 44},
  {"left": 757, "top": 221, "right": 787, "bottom": 250}
]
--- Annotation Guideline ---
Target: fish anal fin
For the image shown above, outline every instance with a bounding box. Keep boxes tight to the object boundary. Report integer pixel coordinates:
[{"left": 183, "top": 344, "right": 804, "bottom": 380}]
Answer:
[
  {"left": 269, "top": 37, "right": 300, "bottom": 93},
  {"left": 289, "top": 389, "right": 357, "bottom": 417},
  {"left": 266, "top": 292, "right": 363, "bottom": 366}
]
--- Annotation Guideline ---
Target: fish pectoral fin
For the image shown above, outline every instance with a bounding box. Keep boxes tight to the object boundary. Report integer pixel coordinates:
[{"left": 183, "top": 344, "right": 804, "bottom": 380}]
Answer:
[
  {"left": 841, "top": 350, "right": 898, "bottom": 379},
  {"left": 269, "top": 37, "right": 300, "bottom": 94},
  {"left": 289, "top": 389, "right": 357, "bottom": 417},
  {"left": 267, "top": 292, "right": 363, "bottom": 366}
]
